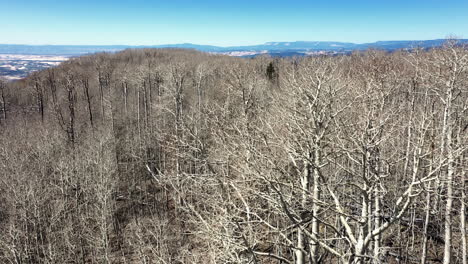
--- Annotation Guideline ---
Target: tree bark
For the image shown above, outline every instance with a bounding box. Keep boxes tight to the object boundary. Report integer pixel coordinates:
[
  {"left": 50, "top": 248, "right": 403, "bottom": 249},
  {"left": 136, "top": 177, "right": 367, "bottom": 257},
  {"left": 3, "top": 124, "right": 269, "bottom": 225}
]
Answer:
[
  {"left": 310, "top": 147, "right": 321, "bottom": 263},
  {"left": 443, "top": 78, "right": 455, "bottom": 264},
  {"left": 296, "top": 156, "right": 310, "bottom": 264}
]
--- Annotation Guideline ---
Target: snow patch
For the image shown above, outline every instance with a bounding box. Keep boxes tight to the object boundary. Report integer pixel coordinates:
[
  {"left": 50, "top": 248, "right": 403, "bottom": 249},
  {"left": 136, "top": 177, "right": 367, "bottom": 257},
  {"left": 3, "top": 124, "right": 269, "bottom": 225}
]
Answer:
[
  {"left": 215, "top": 50, "right": 268, "bottom": 57},
  {"left": 0, "top": 54, "right": 70, "bottom": 61}
]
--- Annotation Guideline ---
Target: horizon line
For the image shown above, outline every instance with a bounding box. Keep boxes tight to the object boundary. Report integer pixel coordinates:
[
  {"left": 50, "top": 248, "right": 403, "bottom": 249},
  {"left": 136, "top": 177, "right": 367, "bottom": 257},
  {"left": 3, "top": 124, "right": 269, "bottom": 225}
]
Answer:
[{"left": 0, "top": 38, "right": 464, "bottom": 47}]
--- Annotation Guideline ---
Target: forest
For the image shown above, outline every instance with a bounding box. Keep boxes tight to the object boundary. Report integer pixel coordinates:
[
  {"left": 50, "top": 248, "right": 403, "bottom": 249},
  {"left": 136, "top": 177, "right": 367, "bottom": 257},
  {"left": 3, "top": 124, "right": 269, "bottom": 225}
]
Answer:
[{"left": 0, "top": 41, "right": 466, "bottom": 264}]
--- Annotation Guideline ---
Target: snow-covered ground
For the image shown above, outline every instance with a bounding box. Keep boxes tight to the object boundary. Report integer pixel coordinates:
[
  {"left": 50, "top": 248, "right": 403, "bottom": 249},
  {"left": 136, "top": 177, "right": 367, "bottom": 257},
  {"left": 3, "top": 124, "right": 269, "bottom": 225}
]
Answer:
[
  {"left": 0, "top": 54, "right": 70, "bottom": 81},
  {"left": 0, "top": 54, "right": 70, "bottom": 61},
  {"left": 212, "top": 50, "right": 269, "bottom": 57},
  {"left": 3, "top": 76, "right": 22, "bottom": 81}
]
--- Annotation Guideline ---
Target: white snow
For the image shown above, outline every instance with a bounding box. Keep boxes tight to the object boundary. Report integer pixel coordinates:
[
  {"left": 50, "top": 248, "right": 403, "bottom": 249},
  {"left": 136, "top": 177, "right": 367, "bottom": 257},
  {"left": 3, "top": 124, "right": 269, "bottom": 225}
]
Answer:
[
  {"left": 2, "top": 75, "right": 22, "bottom": 81},
  {"left": 42, "top": 61, "right": 62, "bottom": 66},
  {"left": 0, "top": 64, "right": 17, "bottom": 70},
  {"left": 0, "top": 54, "right": 70, "bottom": 61},
  {"left": 216, "top": 50, "right": 268, "bottom": 57}
]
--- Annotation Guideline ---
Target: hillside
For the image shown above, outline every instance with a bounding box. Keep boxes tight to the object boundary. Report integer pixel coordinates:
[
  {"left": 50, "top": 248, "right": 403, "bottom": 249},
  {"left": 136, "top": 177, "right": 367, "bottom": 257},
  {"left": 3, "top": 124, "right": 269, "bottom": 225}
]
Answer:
[{"left": 0, "top": 44, "right": 467, "bottom": 263}]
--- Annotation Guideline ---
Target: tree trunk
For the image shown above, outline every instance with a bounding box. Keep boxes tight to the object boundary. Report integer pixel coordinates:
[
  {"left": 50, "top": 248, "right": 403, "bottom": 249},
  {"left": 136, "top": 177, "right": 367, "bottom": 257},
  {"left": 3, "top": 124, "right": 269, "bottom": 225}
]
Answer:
[
  {"left": 443, "top": 83, "right": 454, "bottom": 264},
  {"left": 83, "top": 78, "right": 94, "bottom": 127},
  {"left": 123, "top": 82, "right": 128, "bottom": 117},
  {"left": 310, "top": 147, "right": 321, "bottom": 263},
  {"left": 34, "top": 80, "right": 44, "bottom": 123},
  {"left": 296, "top": 155, "right": 310, "bottom": 264},
  {"left": 374, "top": 188, "right": 381, "bottom": 263},
  {"left": 421, "top": 181, "right": 432, "bottom": 264},
  {"left": 422, "top": 111, "right": 437, "bottom": 264},
  {"left": 461, "top": 178, "right": 467, "bottom": 264},
  {"left": 443, "top": 129, "right": 454, "bottom": 264},
  {"left": 67, "top": 81, "right": 76, "bottom": 146},
  {"left": 0, "top": 84, "right": 6, "bottom": 121},
  {"left": 99, "top": 72, "right": 105, "bottom": 119},
  {"left": 460, "top": 151, "right": 467, "bottom": 264}
]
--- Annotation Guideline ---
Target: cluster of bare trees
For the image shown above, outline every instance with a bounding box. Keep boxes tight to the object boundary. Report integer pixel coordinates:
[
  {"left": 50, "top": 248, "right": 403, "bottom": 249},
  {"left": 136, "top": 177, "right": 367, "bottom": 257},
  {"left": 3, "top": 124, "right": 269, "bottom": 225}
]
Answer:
[{"left": 0, "top": 43, "right": 466, "bottom": 263}]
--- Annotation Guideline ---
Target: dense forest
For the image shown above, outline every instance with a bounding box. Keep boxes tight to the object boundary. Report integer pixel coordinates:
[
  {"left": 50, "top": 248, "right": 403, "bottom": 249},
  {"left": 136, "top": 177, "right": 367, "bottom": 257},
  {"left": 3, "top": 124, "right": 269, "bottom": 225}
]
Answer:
[{"left": 0, "top": 41, "right": 466, "bottom": 264}]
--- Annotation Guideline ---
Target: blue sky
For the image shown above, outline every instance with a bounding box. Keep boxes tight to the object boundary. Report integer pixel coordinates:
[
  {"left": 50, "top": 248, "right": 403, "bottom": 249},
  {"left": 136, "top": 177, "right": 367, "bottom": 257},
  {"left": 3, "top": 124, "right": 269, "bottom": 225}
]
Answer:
[{"left": 1, "top": 0, "right": 467, "bottom": 46}]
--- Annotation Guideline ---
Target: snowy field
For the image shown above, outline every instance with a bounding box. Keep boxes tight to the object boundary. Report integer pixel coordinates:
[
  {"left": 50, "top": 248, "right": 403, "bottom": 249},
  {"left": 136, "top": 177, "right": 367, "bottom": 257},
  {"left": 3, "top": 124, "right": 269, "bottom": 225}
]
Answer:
[{"left": 0, "top": 54, "right": 70, "bottom": 81}]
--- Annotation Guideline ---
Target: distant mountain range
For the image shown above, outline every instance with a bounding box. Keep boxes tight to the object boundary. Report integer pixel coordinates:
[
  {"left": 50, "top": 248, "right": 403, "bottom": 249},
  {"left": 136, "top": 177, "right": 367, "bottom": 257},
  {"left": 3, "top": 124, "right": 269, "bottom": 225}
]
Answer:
[
  {"left": 1, "top": 39, "right": 467, "bottom": 80},
  {"left": 1, "top": 39, "right": 467, "bottom": 57}
]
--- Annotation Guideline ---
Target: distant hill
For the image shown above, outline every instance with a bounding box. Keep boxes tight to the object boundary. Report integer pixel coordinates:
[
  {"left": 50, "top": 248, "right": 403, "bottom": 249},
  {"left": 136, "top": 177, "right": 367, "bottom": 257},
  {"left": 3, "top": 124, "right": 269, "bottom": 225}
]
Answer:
[
  {"left": 1, "top": 39, "right": 467, "bottom": 56},
  {"left": 1, "top": 39, "right": 467, "bottom": 80}
]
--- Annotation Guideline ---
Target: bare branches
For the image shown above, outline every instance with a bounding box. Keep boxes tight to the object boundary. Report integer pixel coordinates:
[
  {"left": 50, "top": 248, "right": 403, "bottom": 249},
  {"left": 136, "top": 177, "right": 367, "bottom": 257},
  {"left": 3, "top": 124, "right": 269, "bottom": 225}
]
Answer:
[{"left": 0, "top": 46, "right": 467, "bottom": 264}]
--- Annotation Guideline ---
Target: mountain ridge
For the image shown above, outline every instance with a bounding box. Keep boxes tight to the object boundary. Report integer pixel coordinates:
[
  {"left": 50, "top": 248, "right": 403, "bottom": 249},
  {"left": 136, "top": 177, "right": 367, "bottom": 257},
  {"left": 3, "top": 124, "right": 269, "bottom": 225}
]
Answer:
[
  {"left": 1, "top": 39, "right": 467, "bottom": 55},
  {"left": 2, "top": 39, "right": 467, "bottom": 80}
]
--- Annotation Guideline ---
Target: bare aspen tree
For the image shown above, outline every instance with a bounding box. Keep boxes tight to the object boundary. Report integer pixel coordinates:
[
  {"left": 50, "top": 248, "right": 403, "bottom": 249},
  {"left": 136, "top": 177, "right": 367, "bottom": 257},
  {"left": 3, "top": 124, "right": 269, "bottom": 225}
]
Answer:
[
  {"left": 1, "top": 46, "right": 468, "bottom": 264},
  {"left": 280, "top": 56, "right": 347, "bottom": 263},
  {"left": 123, "top": 81, "right": 129, "bottom": 117},
  {"left": 459, "top": 131, "right": 467, "bottom": 264},
  {"left": 427, "top": 41, "right": 468, "bottom": 264}
]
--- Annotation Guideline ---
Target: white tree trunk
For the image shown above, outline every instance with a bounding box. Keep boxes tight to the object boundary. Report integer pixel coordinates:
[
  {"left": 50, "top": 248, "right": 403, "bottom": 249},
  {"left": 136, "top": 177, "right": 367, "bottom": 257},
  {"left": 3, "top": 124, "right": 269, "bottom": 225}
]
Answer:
[
  {"left": 310, "top": 147, "right": 321, "bottom": 263},
  {"left": 296, "top": 157, "right": 310, "bottom": 264},
  {"left": 461, "top": 165, "right": 467, "bottom": 264},
  {"left": 421, "top": 181, "right": 432, "bottom": 264},
  {"left": 443, "top": 82, "right": 454, "bottom": 264},
  {"left": 443, "top": 138, "right": 454, "bottom": 264},
  {"left": 374, "top": 188, "right": 381, "bottom": 263}
]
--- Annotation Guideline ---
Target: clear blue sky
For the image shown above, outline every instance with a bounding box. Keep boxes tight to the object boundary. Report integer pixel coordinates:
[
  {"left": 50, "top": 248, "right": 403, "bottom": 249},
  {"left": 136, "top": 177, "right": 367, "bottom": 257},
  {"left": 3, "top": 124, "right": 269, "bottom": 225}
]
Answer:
[{"left": 1, "top": 0, "right": 467, "bottom": 46}]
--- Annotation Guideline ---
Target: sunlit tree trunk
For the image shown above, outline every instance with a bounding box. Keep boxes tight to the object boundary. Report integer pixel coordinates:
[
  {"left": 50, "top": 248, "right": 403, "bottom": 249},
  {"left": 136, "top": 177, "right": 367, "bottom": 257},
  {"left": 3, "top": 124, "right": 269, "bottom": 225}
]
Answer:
[
  {"left": 310, "top": 147, "right": 321, "bottom": 264},
  {"left": 443, "top": 59, "right": 455, "bottom": 264},
  {"left": 296, "top": 154, "right": 310, "bottom": 264}
]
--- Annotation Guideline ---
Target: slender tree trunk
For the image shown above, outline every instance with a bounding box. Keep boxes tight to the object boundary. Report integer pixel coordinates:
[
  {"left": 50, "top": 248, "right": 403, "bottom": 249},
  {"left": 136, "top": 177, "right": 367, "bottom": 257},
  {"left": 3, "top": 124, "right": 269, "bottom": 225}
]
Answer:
[
  {"left": 355, "top": 183, "right": 368, "bottom": 264},
  {"left": 137, "top": 85, "right": 141, "bottom": 142},
  {"left": 443, "top": 128, "right": 454, "bottom": 264},
  {"left": 296, "top": 155, "right": 310, "bottom": 264},
  {"left": 374, "top": 188, "right": 381, "bottom": 263},
  {"left": 0, "top": 85, "right": 6, "bottom": 121},
  {"left": 99, "top": 72, "right": 105, "bottom": 119},
  {"left": 123, "top": 82, "right": 128, "bottom": 117},
  {"left": 421, "top": 181, "right": 432, "bottom": 264},
  {"left": 66, "top": 81, "right": 76, "bottom": 146},
  {"left": 443, "top": 79, "right": 455, "bottom": 264},
  {"left": 460, "top": 147, "right": 467, "bottom": 264},
  {"left": 147, "top": 68, "right": 152, "bottom": 123},
  {"left": 310, "top": 147, "right": 321, "bottom": 263},
  {"left": 83, "top": 78, "right": 94, "bottom": 127},
  {"left": 461, "top": 174, "right": 467, "bottom": 264},
  {"left": 34, "top": 81, "right": 44, "bottom": 123},
  {"left": 422, "top": 105, "right": 437, "bottom": 264},
  {"left": 143, "top": 81, "right": 149, "bottom": 128}
]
